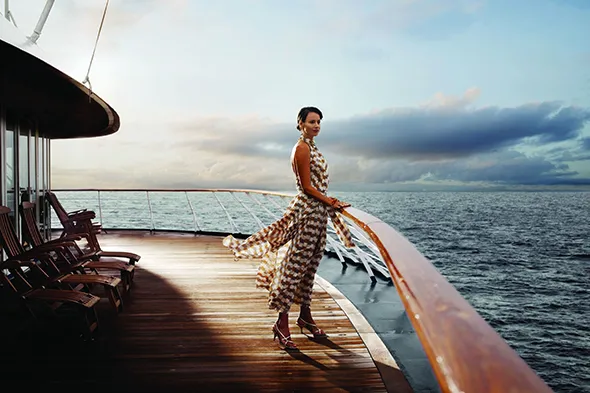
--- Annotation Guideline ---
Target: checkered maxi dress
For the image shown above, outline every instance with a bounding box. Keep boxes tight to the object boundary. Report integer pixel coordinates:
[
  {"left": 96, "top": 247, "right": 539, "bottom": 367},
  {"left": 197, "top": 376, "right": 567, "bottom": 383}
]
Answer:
[{"left": 223, "top": 136, "right": 355, "bottom": 312}]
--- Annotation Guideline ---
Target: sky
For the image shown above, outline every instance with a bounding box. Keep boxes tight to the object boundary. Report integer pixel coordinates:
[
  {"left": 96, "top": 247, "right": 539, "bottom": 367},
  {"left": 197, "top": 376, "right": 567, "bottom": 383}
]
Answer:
[{"left": 5, "top": 0, "right": 590, "bottom": 191}]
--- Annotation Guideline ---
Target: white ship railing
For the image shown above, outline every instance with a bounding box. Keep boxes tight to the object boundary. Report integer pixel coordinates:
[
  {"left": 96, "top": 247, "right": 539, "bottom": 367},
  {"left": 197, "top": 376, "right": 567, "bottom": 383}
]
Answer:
[
  {"left": 48, "top": 188, "right": 554, "bottom": 393},
  {"left": 50, "top": 189, "right": 388, "bottom": 281}
]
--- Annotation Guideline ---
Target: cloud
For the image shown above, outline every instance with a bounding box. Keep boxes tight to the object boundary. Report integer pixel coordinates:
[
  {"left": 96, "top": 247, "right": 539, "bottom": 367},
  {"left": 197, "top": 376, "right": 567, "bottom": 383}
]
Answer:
[
  {"left": 544, "top": 137, "right": 590, "bottom": 163},
  {"left": 322, "top": 149, "right": 588, "bottom": 188},
  {"left": 321, "top": 100, "right": 590, "bottom": 160},
  {"left": 435, "top": 150, "right": 579, "bottom": 184},
  {"left": 52, "top": 88, "right": 590, "bottom": 190}
]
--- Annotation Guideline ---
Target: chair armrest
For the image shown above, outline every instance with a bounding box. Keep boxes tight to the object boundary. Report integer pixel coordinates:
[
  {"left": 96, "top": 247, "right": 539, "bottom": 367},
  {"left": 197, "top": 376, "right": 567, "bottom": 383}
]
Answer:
[
  {"left": 32, "top": 241, "right": 75, "bottom": 252},
  {"left": 6, "top": 248, "right": 52, "bottom": 261},
  {"left": 35, "top": 240, "right": 86, "bottom": 261},
  {"left": 67, "top": 211, "right": 96, "bottom": 221},
  {"left": 60, "top": 232, "right": 90, "bottom": 241},
  {"left": 67, "top": 208, "right": 87, "bottom": 216},
  {"left": 61, "top": 234, "right": 84, "bottom": 242},
  {"left": 44, "top": 235, "right": 83, "bottom": 246},
  {"left": 0, "top": 259, "right": 37, "bottom": 269}
]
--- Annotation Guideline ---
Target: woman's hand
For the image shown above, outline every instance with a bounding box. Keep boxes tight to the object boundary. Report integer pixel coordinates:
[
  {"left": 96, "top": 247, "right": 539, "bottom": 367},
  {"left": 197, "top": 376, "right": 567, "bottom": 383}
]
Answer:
[{"left": 329, "top": 197, "right": 351, "bottom": 210}]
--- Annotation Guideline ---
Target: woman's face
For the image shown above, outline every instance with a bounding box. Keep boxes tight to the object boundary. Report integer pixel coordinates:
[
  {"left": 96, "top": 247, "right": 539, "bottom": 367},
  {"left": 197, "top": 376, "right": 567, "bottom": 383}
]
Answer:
[{"left": 300, "top": 112, "right": 321, "bottom": 138}]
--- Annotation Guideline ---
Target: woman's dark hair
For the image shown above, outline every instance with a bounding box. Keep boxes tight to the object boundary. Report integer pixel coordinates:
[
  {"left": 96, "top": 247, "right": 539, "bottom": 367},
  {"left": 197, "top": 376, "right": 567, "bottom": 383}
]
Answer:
[{"left": 297, "top": 107, "right": 323, "bottom": 130}]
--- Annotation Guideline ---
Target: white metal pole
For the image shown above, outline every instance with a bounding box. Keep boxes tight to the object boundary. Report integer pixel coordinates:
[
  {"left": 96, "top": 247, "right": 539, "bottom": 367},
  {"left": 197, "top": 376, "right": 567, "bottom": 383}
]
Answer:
[{"left": 28, "top": 0, "right": 56, "bottom": 43}]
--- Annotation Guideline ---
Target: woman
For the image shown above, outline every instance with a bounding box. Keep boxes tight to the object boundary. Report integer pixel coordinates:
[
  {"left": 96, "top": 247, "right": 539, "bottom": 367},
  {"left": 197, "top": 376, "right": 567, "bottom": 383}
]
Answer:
[{"left": 223, "top": 106, "right": 355, "bottom": 350}]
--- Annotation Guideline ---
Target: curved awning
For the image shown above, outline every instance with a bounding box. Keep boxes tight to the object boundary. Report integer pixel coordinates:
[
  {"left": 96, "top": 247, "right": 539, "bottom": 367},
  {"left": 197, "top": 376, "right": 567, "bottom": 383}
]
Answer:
[{"left": 0, "top": 21, "right": 119, "bottom": 139}]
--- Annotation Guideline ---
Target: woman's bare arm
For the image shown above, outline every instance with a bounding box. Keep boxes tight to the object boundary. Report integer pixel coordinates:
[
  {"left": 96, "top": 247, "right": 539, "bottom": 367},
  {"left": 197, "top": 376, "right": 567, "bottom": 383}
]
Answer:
[{"left": 292, "top": 142, "right": 350, "bottom": 210}]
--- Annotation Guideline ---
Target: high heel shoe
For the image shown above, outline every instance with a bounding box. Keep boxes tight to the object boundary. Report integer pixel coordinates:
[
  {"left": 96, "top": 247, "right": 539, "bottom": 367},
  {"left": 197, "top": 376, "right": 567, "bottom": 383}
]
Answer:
[
  {"left": 272, "top": 323, "right": 297, "bottom": 350},
  {"left": 297, "top": 317, "right": 328, "bottom": 339}
]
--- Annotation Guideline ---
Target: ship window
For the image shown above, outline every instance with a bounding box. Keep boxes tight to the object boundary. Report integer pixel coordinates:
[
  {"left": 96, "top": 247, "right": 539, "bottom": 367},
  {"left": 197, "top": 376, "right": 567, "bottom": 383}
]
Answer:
[{"left": 5, "top": 111, "right": 17, "bottom": 229}]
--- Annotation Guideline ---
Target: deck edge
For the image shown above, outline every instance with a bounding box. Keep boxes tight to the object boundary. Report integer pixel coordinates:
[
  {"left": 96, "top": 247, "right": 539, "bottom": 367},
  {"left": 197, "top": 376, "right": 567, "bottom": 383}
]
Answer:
[{"left": 315, "top": 275, "right": 415, "bottom": 393}]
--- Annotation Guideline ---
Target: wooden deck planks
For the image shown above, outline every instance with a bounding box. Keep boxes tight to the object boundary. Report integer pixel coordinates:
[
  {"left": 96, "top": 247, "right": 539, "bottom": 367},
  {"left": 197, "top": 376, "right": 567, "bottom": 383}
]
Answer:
[{"left": 8, "top": 231, "right": 412, "bottom": 392}]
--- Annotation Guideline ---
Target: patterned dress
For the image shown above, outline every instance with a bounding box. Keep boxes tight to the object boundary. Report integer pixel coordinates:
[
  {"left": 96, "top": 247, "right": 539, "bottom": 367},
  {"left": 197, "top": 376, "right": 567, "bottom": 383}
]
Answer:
[{"left": 223, "top": 136, "right": 355, "bottom": 312}]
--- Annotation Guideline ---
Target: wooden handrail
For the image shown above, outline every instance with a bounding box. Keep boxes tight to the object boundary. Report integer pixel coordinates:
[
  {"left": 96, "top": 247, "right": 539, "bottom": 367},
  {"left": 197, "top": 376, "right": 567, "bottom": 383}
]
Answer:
[
  {"left": 340, "top": 207, "right": 553, "bottom": 393},
  {"left": 50, "top": 188, "right": 554, "bottom": 392}
]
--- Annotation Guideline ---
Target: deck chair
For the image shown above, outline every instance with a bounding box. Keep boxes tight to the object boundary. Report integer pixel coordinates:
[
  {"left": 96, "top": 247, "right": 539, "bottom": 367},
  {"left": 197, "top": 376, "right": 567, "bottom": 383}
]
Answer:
[
  {"left": 0, "top": 259, "right": 99, "bottom": 339},
  {"left": 44, "top": 191, "right": 102, "bottom": 238},
  {"left": 20, "top": 201, "right": 134, "bottom": 292},
  {"left": 0, "top": 206, "right": 123, "bottom": 313},
  {"left": 45, "top": 191, "right": 141, "bottom": 265}
]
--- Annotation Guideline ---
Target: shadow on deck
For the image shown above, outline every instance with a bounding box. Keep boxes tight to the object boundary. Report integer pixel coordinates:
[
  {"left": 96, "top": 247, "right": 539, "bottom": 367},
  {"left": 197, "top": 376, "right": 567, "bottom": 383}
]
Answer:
[{"left": 1, "top": 231, "right": 413, "bottom": 393}]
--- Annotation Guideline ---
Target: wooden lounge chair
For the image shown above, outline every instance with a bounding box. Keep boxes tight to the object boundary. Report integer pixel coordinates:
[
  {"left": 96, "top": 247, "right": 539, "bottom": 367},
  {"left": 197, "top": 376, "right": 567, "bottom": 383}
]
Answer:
[
  {"left": 45, "top": 191, "right": 141, "bottom": 265},
  {"left": 20, "top": 201, "right": 135, "bottom": 292},
  {"left": 0, "top": 206, "right": 123, "bottom": 313},
  {"left": 0, "top": 259, "right": 100, "bottom": 339}
]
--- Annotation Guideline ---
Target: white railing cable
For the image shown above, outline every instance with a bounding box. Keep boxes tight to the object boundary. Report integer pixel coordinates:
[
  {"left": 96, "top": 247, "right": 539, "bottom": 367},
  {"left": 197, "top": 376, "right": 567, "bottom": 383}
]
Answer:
[
  {"left": 212, "top": 191, "right": 239, "bottom": 233},
  {"left": 354, "top": 247, "right": 376, "bottom": 282},
  {"left": 325, "top": 218, "right": 393, "bottom": 279},
  {"left": 264, "top": 193, "right": 285, "bottom": 211},
  {"left": 325, "top": 221, "right": 360, "bottom": 261},
  {"left": 185, "top": 191, "right": 201, "bottom": 232},
  {"left": 357, "top": 247, "right": 391, "bottom": 278},
  {"left": 245, "top": 193, "right": 279, "bottom": 224},
  {"left": 347, "top": 221, "right": 384, "bottom": 257},
  {"left": 230, "top": 192, "right": 265, "bottom": 230}
]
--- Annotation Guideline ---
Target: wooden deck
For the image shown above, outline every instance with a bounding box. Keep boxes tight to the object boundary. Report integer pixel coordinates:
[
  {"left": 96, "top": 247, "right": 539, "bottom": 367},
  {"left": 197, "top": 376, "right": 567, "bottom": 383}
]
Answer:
[{"left": 3, "top": 231, "right": 414, "bottom": 393}]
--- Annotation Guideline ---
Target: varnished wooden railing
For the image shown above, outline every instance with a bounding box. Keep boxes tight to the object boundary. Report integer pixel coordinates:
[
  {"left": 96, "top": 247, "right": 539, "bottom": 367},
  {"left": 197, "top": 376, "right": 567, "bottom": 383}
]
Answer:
[
  {"left": 341, "top": 207, "right": 554, "bottom": 393},
  {"left": 51, "top": 188, "right": 554, "bottom": 393}
]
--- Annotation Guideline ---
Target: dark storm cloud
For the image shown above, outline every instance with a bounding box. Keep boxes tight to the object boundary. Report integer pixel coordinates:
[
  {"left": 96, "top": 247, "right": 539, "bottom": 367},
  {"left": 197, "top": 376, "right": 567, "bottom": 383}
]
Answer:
[
  {"left": 320, "top": 102, "right": 590, "bottom": 159},
  {"left": 433, "top": 150, "right": 580, "bottom": 185},
  {"left": 326, "top": 150, "right": 587, "bottom": 188},
  {"left": 545, "top": 137, "right": 590, "bottom": 163}
]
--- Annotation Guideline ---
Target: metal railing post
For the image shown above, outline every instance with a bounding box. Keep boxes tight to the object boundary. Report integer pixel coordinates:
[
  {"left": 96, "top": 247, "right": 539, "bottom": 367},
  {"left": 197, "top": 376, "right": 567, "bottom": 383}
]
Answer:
[
  {"left": 97, "top": 190, "right": 104, "bottom": 224},
  {"left": 146, "top": 191, "right": 154, "bottom": 232}
]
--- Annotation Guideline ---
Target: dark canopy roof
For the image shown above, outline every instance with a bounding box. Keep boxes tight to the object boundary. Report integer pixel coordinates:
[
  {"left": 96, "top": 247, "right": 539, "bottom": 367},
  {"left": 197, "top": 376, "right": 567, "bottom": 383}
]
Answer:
[{"left": 0, "top": 38, "right": 120, "bottom": 139}]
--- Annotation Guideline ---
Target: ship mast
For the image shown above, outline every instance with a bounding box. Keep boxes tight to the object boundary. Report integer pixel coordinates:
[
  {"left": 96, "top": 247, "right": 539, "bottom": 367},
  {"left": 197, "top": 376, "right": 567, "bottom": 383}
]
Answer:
[
  {"left": 4, "top": 0, "right": 17, "bottom": 26},
  {"left": 3, "top": 0, "right": 56, "bottom": 43},
  {"left": 28, "top": 0, "right": 55, "bottom": 44}
]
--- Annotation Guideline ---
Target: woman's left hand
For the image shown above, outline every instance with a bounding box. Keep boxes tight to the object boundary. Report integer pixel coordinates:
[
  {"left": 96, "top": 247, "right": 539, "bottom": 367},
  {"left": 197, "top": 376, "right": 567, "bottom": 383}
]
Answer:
[{"left": 332, "top": 199, "right": 351, "bottom": 210}]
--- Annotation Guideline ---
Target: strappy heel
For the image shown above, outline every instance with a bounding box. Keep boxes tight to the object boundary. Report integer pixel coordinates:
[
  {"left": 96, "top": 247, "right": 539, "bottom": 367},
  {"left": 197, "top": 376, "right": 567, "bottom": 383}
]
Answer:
[
  {"left": 297, "top": 317, "right": 328, "bottom": 339},
  {"left": 272, "top": 323, "right": 298, "bottom": 351}
]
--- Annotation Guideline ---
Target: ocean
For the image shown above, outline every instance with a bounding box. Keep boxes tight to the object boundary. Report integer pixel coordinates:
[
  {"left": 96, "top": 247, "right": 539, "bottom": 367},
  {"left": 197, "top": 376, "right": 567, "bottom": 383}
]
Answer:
[
  {"left": 335, "top": 191, "right": 590, "bottom": 393},
  {"left": 54, "top": 190, "right": 590, "bottom": 393}
]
